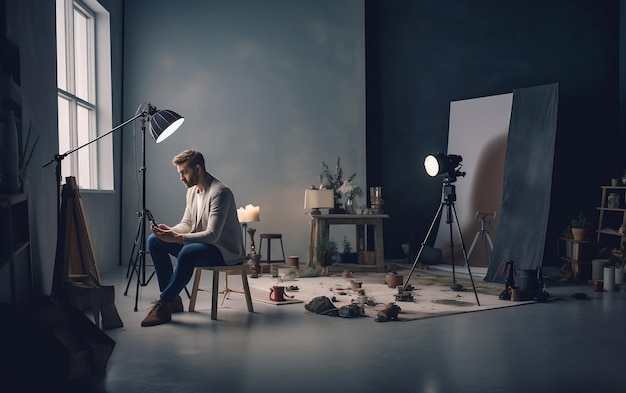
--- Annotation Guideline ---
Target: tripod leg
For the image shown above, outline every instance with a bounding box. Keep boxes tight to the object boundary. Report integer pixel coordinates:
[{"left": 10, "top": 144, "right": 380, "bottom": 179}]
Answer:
[
  {"left": 124, "top": 238, "right": 142, "bottom": 296},
  {"left": 403, "top": 203, "right": 444, "bottom": 291},
  {"left": 466, "top": 231, "right": 482, "bottom": 262},
  {"left": 124, "top": 211, "right": 155, "bottom": 311},
  {"left": 125, "top": 210, "right": 145, "bottom": 295},
  {"left": 447, "top": 204, "right": 457, "bottom": 286},
  {"left": 135, "top": 251, "right": 142, "bottom": 312},
  {"left": 451, "top": 203, "right": 480, "bottom": 306},
  {"left": 125, "top": 215, "right": 142, "bottom": 277},
  {"left": 124, "top": 238, "right": 143, "bottom": 312},
  {"left": 483, "top": 233, "right": 493, "bottom": 266},
  {"left": 485, "top": 232, "right": 494, "bottom": 251}
]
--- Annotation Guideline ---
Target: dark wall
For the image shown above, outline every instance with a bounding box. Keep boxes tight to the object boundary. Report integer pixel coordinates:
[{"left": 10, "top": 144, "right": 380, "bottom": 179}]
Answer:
[
  {"left": 1, "top": 0, "right": 124, "bottom": 299},
  {"left": 366, "top": 0, "right": 621, "bottom": 264}
]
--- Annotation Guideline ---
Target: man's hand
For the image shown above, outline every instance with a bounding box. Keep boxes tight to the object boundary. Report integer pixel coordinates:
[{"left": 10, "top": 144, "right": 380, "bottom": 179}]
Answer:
[
  {"left": 151, "top": 223, "right": 171, "bottom": 232},
  {"left": 152, "top": 224, "right": 183, "bottom": 244}
]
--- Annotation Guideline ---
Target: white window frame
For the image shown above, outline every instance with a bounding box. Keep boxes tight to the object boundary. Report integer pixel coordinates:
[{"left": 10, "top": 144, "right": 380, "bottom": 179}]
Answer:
[{"left": 56, "top": 0, "right": 113, "bottom": 190}]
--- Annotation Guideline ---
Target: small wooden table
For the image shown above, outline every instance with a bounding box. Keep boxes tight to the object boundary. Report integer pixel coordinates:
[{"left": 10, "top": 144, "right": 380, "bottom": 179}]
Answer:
[{"left": 308, "top": 214, "right": 389, "bottom": 272}]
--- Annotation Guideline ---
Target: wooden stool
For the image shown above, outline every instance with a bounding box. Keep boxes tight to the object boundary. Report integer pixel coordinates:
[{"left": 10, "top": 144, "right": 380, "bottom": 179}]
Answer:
[
  {"left": 188, "top": 264, "right": 254, "bottom": 320},
  {"left": 259, "top": 233, "right": 286, "bottom": 264}
]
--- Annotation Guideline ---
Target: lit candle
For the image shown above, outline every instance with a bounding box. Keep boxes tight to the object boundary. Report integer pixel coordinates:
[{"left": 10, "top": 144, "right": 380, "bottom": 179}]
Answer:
[
  {"left": 237, "top": 207, "right": 248, "bottom": 223},
  {"left": 249, "top": 205, "right": 260, "bottom": 221},
  {"left": 238, "top": 204, "right": 260, "bottom": 223}
]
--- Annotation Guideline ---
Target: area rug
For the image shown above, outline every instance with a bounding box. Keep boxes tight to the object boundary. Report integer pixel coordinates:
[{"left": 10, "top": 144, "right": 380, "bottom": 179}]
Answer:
[{"left": 246, "top": 268, "right": 536, "bottom": 321}]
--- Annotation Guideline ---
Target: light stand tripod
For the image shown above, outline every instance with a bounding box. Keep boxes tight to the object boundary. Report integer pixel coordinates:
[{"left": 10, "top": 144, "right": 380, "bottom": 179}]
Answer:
[
  {"left": 121, "top": 106, "right": 186, "bottom": 311},
  {"left": 123, "top": 117, "right": 153, "bottom": 312},
  {"left": 466, "top": 211, "right": 495, "bottom": 267},
  {"left": 402, "top": 179, "right": 480, "bottom": 306}
]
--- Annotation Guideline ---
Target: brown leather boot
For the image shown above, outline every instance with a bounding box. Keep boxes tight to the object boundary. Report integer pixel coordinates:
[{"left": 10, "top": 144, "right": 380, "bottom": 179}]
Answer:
[
  {"left": 151, "top": 295, "right": 184, "bottom": 313},
  {"left": 170, "top": 295, "right": 184, "bottom": 313},
  {"left": 141, "top": 300, "right": 172, "bottom": 327}
]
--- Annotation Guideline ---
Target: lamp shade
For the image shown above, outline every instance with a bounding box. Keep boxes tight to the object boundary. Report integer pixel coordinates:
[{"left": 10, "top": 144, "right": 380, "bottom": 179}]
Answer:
[
  {"left": 150, "top": 109, "right": 185, "bottom": 143},
  {"left": 304, "top": 189, "right": 334, "bottom": 212}
]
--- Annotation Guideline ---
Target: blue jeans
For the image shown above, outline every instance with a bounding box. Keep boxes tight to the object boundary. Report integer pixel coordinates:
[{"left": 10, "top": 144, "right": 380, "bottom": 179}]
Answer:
[{"left": 147, "top": 234, "right": 225, "bottom": 302}]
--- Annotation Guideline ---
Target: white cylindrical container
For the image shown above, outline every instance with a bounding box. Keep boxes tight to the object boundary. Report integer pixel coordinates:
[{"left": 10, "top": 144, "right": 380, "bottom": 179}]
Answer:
[
  {"left": 592, "top": 259, "right": 609, "bottom": 281},
  {"left": 615, "top": 266, "right": 624, "bottom": 286},
  {"left": 604, "top": 267, "right": 615, "bottom": 292},
  {"left": 608, "top": 193, "right": 620, "bottom": 208}
]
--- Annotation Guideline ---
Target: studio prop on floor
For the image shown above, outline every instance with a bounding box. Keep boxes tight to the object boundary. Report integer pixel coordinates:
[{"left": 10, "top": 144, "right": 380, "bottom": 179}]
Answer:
[{"left": 245, "top": 268, "right": 539, "bottom": 322}]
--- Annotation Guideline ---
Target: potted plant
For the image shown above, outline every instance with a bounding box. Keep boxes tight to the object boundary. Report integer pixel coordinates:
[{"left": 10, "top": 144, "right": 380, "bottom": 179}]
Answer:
[
  {"left": 570, "top": 213, "right": 590, "bottom": 241},
  {"left": 338, "top": 236, "right": 359, "bottom": 263},
  {"left": 316, "top": 238, "right": 338, "bottom": 267}
]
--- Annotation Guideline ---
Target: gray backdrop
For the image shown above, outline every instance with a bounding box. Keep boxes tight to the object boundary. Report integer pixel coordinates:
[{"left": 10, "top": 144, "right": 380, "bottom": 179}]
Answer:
[{"left": 485, "top": 83, "right": 559, "bottom": 282}]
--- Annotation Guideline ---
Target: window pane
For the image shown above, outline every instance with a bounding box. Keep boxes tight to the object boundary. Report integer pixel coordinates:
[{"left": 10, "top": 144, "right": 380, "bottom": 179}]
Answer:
[
  {"left": 57, "top": 0, "right": 112, "bottom": 190},
  {"left": 56, "top": 0, "right": 67, "bottom": 90},
  {"left": 58, "top": 96, "right": 71, "bottom": 180},
  {"left": 73, "top": 7, "right": 90, "bottom": 101},
  {"left": 76, "top": 104, "right": 92, "bottom": 188}
]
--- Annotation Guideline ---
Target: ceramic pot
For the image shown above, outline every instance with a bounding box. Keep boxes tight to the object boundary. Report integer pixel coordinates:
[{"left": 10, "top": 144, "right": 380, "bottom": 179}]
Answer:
[
  {"left": 385, "top": 274, "right": 403, "bottom": 288},
  {"left": 571, "top": 228, "right": 587, "bottom": 241}
]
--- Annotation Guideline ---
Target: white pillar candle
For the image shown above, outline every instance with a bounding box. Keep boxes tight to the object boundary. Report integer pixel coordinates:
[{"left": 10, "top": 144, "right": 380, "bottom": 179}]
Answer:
[{"left": 238, "top": 204, "right": 260, "bottom": 223}]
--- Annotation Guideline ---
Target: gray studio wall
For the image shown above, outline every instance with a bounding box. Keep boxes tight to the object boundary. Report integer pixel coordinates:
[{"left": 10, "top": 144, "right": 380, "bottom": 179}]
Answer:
[
  {"left": 121, "top": 0, "right": 366, "bottom": 267},
  {"left": 366, "top": 0, "right": 623, "bottom": 265},
  {"left": 1, "top": 0, "right": 124, "bottom": 300}
]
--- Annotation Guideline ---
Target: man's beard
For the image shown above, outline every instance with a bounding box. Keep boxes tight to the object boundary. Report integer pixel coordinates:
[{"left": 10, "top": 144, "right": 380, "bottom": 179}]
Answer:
[{"left": 184, "top": 172, "right": 199, "bottom": 188}]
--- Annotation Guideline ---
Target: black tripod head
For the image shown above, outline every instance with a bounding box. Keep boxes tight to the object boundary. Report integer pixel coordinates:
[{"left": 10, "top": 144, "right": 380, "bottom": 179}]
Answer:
[
  {"left": 442, "top": 170, "right": 466, "bottom": 203},
  {"left": 443, "top": 182, "right": 456, "bottom": 203},
  {"left": 442, "top": 169, "right": 466, "bottom": 185}
]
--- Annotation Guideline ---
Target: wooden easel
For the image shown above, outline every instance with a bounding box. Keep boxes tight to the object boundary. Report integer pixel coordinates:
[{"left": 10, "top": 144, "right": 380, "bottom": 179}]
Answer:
[{"left": 51, "top": 176, "right": 123, "bottom": 330}]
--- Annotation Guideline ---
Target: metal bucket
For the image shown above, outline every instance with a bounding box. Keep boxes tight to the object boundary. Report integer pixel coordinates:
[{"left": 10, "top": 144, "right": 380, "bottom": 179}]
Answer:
[{"left": 517, "top": 269, "right": 539, "bottom": 295}]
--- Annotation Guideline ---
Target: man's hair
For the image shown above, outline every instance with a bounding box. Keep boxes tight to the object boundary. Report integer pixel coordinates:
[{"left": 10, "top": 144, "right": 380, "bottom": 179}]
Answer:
[{"left": 172, "top": 149, "right": 205, "bottom": 171}]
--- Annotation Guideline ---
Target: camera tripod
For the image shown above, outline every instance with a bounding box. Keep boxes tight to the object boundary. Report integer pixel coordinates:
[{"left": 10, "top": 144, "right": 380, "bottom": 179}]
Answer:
[
  {"left": 466, "top": 211, "right": 495, "bottom": 267},
  {"left": 402, "top": 181, "right": 480, "bottom": 305}
]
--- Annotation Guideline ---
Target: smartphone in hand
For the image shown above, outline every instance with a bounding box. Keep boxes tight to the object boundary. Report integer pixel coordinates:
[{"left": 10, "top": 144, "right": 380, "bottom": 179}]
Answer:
[{"left": 146, "top": 210, "right": 158, "bottom": 227}]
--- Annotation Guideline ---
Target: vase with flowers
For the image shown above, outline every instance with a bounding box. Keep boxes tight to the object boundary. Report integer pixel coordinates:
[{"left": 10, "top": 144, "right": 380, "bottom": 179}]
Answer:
[
  {"left": 338, "top": 180, "right": 363, "bottom": 214},
  {"left": 320, "top": 157, "right": 356, "bottom": 214}
]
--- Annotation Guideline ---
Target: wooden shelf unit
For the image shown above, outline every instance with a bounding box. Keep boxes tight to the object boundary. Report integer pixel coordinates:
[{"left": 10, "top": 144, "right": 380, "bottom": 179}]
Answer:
[
  {"left": 0, "top": 193, "right": 32, "bottom": 305},
  {"left": 596, "top": 185, "right": 626, "bottom": 256},
  {"left": 556, "top": 237, "right": 595, "bottom": 282}
]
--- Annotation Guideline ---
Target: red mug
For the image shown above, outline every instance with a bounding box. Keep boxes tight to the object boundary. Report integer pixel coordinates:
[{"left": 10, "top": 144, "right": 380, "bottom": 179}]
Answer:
[
  {"left": 593, "top": 280, "right": 603, "bottom": 292},
  {"left": 269, "top": 286, "right": 286, "bottom": 302}
]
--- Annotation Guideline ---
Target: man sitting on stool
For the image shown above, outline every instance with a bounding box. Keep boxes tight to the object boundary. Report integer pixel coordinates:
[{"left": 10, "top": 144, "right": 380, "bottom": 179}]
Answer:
[{"left": 142, "top": 149, "right": 245, "bottom": 327}]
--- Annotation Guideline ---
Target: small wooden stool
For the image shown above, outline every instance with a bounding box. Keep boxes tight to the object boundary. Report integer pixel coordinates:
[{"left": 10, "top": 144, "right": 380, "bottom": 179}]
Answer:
[
  {"left": 259, "top": 233, "right": 286, "bottom": 264},
  {"left": 188, "top": 264, "right": 254, "bottom": 320}
]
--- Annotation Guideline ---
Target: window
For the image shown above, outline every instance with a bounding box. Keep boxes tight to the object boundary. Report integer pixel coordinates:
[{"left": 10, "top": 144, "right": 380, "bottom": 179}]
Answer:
[{"left": 56, "top": 0, "right": 113, "bottom": 190}]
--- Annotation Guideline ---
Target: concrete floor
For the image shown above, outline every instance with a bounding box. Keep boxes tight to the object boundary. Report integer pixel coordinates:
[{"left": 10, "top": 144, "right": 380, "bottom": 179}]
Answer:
[{"left": 87, "top": 266, "right": 626, "bottom": 392}]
